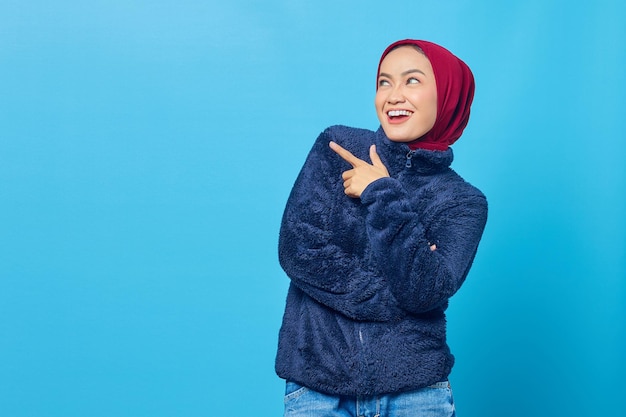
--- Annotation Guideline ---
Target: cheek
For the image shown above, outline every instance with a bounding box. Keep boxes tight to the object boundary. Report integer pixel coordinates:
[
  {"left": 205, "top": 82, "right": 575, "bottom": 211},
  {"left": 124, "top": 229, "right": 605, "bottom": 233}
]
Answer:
[
  {"left": 374, "top": 94, "right": 383, "bottom": 113},
  {"left": 374, "top": 92, "right": 386, "bottom": 113}
]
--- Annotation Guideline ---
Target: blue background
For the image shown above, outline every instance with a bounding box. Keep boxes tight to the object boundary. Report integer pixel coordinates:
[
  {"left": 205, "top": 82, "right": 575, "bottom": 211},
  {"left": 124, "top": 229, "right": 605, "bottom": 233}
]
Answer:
[{"left": 1, "top": 1, "right": 624, "bottom": 415}]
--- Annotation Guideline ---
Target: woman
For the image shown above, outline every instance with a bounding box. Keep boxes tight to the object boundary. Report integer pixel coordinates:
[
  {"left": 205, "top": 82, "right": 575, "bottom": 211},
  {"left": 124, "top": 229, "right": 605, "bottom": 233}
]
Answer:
[{"left": 276, "top": 39, "right": 487, "bottom": 416}]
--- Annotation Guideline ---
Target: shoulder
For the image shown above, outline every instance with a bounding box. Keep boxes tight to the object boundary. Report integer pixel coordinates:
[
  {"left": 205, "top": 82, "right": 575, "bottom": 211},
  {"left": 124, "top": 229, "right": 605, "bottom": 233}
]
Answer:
[
  {"left": 428, "top": 169, "right": 488, "bottom": 214},
  {"left": 315, "top": 125, "right": 378, "bottom": 161},
  {"left": 320, "top": 125, "right": 376, "bottom": 144},
  {"left": 457, "top": 173, "right": 487, "bottom": 206},
  {"left": 299, "top": 125, "right": 374, "bottom": 175}
]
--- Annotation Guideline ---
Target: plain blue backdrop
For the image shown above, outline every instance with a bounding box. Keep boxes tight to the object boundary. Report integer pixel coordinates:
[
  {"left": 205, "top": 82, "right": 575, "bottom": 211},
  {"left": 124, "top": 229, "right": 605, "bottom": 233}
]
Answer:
[{"left": 1, "top": 1, "right": 624, "bottom": 416}]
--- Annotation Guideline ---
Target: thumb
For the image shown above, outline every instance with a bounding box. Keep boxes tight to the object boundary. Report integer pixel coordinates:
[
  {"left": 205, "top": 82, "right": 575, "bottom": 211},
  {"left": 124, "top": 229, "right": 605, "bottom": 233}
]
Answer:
[{"left": 369, "top": 144, "right": 384, "bottom": 167}]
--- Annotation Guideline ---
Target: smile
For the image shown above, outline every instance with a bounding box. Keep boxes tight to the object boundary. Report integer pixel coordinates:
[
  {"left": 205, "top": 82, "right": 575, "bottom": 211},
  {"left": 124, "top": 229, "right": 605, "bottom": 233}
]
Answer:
[{"left": 387, "top": 110, "right": 413, "bottom": 117}]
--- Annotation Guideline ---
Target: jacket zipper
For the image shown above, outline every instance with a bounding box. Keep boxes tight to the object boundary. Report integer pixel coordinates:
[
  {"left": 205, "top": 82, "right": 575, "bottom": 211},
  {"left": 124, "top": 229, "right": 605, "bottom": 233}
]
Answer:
[
  {"left": 358, "top": 324, "right": 366, "bottom": 391},
  {"left": 405, "top": 150, "right": 416, "bottom": 168}
]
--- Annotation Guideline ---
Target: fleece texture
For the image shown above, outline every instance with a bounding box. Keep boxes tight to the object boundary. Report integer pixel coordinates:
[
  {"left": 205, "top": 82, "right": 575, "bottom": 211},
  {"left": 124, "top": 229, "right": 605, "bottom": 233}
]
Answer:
[{"left": 275, "top": 125, "right": 488, "bottom": 396}]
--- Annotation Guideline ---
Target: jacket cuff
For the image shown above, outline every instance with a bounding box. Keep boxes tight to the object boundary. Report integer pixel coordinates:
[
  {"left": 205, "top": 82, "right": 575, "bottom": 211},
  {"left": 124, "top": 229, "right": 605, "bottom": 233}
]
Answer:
[{"left": 360, "top": 177, "right": 403, "bottom": 205}]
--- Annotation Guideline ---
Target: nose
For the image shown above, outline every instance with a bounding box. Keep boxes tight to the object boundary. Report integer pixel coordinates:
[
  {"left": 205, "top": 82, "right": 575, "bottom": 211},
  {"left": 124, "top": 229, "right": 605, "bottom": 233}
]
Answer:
[{"left": 387, "top": 85, "right": 405, "bottom": 104}]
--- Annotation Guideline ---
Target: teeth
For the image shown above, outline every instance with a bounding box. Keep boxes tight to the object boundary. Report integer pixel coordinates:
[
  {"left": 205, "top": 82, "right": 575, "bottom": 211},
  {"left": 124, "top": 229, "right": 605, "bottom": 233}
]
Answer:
[{"left": 388, "top": 110, "right": 412, "bottom": 117}]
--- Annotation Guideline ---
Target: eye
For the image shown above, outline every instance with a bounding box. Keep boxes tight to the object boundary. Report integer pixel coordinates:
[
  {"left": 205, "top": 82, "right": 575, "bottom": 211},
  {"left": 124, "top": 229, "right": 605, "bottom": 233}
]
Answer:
[
  {"left": 407, "top": 77, "right": 420, "bottom": 85},
  {"left": 378, "top": 79, "right": 390, "bottom": 87}
]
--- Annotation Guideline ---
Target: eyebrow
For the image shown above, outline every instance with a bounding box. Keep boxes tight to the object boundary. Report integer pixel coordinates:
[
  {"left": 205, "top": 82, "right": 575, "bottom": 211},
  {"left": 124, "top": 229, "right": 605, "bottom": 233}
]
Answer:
[{"left": 379, "top": 69, "right": 426, "bottom": 78}]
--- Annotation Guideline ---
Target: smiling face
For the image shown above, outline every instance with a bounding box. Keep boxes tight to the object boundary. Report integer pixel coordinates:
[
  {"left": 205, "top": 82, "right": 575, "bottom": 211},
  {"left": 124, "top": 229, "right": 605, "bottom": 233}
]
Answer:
[{"left": 375, "top": 45, "right": 438, "bottom": 143}]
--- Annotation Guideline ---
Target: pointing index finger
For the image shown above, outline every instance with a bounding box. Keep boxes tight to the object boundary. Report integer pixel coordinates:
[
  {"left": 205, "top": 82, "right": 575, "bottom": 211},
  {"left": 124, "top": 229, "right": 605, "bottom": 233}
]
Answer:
[{"left": 329, "top": 141, "right": 364, "bottom": 167}]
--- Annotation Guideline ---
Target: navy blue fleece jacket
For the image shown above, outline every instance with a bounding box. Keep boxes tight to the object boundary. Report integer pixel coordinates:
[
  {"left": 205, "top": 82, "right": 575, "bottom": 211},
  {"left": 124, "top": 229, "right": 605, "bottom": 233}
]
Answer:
[{"left": 275, "top": 125, "right": 487, "bottom": 396}]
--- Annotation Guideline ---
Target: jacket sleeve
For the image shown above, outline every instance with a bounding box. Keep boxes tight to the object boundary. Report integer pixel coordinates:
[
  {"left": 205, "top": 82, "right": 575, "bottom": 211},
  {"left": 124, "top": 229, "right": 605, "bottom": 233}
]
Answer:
[
  {"left": 360, "top": 176, "right": 488, "bottom": 314},
  {"left": 278, "top": 128, "right": 404, "bottom": 322}
]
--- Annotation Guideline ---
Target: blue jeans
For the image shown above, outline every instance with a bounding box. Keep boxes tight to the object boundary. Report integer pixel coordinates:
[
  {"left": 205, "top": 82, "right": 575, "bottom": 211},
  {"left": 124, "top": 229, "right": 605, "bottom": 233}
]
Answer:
[{"left": 284, "top": 381, "right": 456, "bottom": 417}]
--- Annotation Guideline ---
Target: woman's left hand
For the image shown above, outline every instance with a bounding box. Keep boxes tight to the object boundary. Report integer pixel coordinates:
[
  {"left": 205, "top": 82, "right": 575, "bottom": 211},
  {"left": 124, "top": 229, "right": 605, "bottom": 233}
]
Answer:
[{"left": 329, "top": 141, "right": 390, "bottom": 198}]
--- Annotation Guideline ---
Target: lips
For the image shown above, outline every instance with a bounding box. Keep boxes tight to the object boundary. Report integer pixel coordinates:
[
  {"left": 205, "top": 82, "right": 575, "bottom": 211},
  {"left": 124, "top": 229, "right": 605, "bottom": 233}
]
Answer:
[
  {"left": 388, "top": 109, "right": 413, "bottom": 117},
  {"left": 387, "top": 109, "right": 413, "bottom": 124}
]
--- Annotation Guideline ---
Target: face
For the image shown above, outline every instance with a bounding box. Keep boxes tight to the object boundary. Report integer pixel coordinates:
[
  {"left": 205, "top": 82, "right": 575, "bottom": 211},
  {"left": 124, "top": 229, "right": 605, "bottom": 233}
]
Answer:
[{"left": 375, "top": 46, "right": 438, "bottom": 143}]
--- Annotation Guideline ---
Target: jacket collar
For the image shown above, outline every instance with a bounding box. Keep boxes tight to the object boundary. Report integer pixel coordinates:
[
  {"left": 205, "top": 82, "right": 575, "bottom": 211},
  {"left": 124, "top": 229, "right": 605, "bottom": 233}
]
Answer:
[{"left": 375, "top": 126, "right": 454, "bottom": 175}]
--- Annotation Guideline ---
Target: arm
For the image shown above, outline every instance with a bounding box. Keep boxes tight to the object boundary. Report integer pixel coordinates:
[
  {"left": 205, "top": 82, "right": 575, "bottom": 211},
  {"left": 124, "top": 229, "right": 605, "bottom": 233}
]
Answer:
[
  {"left": 278, "top": 129, "right": 404, "bottom": 322},
  {"left": 361, "top": 177, "right": 488, "bottom": 314}
]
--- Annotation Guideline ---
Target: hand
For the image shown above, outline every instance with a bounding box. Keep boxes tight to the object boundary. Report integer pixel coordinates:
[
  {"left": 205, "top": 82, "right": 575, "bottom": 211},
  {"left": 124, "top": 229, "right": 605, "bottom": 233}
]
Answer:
[{"left": 329, "top": 141, "right": 390, "bottom": 198}]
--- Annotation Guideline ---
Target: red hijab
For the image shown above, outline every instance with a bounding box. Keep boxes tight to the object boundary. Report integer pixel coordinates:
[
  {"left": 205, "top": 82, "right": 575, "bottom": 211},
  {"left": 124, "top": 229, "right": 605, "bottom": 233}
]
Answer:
[{"left": 377, "top": 39, "right": 475, "bottom": 151}]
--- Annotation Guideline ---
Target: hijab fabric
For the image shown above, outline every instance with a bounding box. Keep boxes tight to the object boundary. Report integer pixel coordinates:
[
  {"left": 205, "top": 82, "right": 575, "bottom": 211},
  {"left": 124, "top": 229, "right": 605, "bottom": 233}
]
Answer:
[{"left": 377, "top": 39, "right": 475, "bottom": 151}]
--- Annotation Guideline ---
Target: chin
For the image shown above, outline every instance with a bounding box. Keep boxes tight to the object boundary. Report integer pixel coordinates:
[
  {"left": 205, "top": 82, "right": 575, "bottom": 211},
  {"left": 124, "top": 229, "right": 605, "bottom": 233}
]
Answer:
[
  {"left": 383, "top": 129, "right": 420, "bottom": 143},
  {"left": 380, "top": 125, "right": 416, "bottom": 142},
  {"left": 387, "top": 136, "right": 415, "bottom": 143},
  {"left": 383, "top": 125, "right": 430, "bottom": 143}
]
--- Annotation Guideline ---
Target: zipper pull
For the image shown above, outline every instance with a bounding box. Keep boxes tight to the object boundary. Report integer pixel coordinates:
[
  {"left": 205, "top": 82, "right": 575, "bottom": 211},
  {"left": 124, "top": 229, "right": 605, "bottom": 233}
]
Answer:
[{"left": 405, "top": 150, "right": 415, "bottom": 168}]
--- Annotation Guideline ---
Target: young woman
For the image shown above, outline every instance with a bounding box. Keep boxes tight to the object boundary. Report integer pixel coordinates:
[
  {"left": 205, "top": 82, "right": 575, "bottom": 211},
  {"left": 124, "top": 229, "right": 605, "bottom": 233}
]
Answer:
[{"left": 276, "top": 39, "right": 487, "bottom": 416}]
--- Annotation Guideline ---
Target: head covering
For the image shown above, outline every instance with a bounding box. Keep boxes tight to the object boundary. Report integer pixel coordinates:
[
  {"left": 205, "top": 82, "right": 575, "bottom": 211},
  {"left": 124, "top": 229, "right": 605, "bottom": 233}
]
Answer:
[{"left": 377, "top": 39, "right": 475, "bottom": 151}]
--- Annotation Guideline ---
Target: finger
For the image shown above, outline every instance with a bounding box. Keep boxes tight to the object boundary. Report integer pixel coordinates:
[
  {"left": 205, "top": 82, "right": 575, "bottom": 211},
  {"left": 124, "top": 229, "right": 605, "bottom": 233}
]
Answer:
[
  {"left": 369, "top": 144, "right": 384, "bottom": 168},
  {"left": 343, "top": 182, "right": 358, "bottom": 198},
  {"left": 329, "top": 141, "right": 364, "bottom": 167}
]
